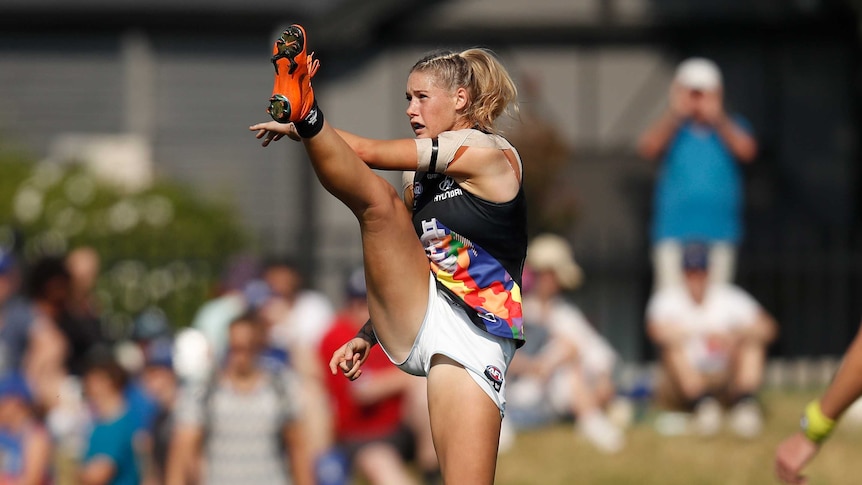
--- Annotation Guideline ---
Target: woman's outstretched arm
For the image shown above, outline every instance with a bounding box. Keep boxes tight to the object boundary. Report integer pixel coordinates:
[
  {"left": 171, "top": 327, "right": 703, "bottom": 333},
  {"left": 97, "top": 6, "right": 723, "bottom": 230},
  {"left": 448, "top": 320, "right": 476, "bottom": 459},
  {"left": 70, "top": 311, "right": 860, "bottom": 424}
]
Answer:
[{"left": 249, "top": 121, "right": 417, "bottom": 170}]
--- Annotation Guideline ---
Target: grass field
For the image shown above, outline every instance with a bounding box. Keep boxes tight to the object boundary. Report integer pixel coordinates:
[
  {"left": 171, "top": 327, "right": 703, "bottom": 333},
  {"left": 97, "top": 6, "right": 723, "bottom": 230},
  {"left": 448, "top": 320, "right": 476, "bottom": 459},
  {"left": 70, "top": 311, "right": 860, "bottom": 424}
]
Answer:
[{"left": 495, "top": 390, "right": 862, "bottom": 485}]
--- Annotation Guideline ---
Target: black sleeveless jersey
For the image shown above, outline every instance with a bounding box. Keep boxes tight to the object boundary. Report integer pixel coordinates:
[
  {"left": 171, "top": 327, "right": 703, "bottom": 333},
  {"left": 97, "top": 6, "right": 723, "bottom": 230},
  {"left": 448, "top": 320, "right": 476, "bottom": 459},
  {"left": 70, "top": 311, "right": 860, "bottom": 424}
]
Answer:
[{"left": 411, "top": 159, "right": 528, "bottom": 345}]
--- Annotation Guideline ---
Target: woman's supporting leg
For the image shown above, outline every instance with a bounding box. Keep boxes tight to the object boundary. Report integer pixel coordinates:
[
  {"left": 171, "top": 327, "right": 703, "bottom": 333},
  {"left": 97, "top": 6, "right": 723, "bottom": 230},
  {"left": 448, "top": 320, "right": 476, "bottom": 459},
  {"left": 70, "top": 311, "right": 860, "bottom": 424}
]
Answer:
[
  {"left": 300, "top": 122, "right": 430, "bottom": 360},
  {"left": 427, "top": 355, "right": 501, "bottom": 485}
]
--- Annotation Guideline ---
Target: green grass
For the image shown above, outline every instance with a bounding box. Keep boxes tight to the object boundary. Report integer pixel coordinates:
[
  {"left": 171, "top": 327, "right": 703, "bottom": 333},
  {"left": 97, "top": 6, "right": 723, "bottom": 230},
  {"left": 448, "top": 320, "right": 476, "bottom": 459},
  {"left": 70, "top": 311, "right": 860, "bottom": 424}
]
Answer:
[{"left": 496, "top": 390, "right": 862, "bottom": 485}]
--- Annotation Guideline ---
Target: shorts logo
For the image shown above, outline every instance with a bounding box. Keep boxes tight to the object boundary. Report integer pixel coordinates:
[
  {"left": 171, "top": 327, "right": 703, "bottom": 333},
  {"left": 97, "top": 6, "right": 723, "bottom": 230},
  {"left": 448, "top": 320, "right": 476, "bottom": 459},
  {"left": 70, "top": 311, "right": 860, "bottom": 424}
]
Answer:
[{"left": 484, "top": 365, "right": 503, "bottom": 392}]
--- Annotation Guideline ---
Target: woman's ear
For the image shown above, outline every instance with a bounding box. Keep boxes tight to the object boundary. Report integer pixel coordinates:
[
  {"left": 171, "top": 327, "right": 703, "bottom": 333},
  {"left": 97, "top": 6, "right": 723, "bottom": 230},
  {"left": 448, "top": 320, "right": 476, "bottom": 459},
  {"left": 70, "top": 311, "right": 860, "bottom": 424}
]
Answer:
[{"left": 454, "top": 87, "right": 469, "bottom": 111}]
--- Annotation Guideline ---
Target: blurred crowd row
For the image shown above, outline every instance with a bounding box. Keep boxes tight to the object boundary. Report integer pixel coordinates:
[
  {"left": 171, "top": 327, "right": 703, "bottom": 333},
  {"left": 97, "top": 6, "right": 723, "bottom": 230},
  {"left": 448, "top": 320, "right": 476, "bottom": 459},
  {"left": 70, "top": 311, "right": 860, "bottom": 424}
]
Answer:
[
  {"left": 0, "top": 242, "right": 451, "bottom": 485},
  {"left": 0, "top": 234, "right": 779, "bottom": 485}
]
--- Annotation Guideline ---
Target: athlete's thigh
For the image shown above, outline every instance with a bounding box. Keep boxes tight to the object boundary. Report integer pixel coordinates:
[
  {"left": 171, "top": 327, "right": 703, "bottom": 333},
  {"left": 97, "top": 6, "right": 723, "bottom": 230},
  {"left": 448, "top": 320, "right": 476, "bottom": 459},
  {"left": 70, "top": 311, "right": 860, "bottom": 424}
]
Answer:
[
  {"left": 426, "top": 355, "right": 500, "bottom": 485},
  {"left": 358, "top": 179, "right": 430, "bottom": 358}
]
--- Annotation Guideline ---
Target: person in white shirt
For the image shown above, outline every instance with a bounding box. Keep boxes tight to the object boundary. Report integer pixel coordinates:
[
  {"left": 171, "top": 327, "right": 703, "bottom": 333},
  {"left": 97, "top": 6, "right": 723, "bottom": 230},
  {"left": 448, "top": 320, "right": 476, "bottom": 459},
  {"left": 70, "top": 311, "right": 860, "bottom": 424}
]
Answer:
[
  {"left": 507, "top": 234, "right": 624, "bottom": 454},
  {"left": 646, "top": 242, "right": 777, "bottom": 437}
]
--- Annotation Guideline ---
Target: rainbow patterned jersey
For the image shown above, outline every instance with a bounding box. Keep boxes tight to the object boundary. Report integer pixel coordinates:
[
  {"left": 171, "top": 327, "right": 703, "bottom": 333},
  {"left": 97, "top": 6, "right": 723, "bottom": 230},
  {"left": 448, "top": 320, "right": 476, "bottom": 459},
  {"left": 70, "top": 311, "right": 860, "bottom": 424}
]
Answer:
[{"left": 411, "top": 130, "right": 528, "bottom": 346}]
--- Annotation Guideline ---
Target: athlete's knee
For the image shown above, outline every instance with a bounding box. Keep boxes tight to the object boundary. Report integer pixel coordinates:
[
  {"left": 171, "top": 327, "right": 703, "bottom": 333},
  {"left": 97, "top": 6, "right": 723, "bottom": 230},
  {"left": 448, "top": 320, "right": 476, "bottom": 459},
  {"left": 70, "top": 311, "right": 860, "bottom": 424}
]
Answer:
[{"left": 360, "top": 181, "right": 408, "bottom": 226}]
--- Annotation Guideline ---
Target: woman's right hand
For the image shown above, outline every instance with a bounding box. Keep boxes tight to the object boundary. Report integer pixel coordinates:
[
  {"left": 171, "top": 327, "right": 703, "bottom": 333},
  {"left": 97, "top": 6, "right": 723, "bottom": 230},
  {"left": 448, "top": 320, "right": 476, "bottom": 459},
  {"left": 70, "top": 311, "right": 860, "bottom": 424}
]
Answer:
[
  {"left": 329, "top": 337, "right": 374, "bottom": 381},
  {"left": 249, "top": 121, "right": 301, "bottom": 146}
]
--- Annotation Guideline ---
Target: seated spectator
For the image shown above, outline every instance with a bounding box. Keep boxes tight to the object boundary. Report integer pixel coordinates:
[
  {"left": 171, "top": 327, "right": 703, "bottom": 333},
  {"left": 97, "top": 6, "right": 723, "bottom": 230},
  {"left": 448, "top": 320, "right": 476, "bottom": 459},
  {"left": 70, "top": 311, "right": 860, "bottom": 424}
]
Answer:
[
  {"left": 318, "top": 268, "right": 438, "bottom": 485},
  {"left": 167, "top": 313, "right": 313, "bottom": 485},
  {"left": 646, "top": 242, "right": 777, "bottom": 438},
  {"left": 0, "top": 372, "right": 52, "bottom": 484},
  {"left": 508, "top": 234, "right": 624, "bottom": 454},
  {"left": 80, "top": 358, "right": 141, "bottom": 485}
]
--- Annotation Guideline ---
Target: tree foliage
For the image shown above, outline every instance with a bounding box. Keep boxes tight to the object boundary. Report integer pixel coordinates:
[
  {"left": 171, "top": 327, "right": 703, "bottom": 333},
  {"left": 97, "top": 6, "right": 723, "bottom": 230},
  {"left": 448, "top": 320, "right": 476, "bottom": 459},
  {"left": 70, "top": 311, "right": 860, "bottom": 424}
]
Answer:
[{"left": 0, "top": 148, "right": 247, "bottom": 337}]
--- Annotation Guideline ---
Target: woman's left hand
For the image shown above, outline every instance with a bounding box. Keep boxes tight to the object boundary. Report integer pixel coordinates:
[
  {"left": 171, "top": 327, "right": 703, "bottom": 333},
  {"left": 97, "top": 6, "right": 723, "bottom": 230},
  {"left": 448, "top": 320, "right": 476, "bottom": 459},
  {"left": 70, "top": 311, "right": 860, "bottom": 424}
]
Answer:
[
  {"left": 249, "top": 121, "right": 301, "bottom": 146},
  {"left": 329, "top": 337, "right": 374, "bottom": 381}
]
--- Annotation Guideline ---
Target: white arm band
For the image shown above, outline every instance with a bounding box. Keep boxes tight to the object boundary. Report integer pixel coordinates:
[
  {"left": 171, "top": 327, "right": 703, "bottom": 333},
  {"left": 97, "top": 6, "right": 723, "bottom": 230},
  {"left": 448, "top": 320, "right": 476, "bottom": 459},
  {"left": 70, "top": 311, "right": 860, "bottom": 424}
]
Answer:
[{"left": 414, "top": 131, "right": 471, "bottom": 173}]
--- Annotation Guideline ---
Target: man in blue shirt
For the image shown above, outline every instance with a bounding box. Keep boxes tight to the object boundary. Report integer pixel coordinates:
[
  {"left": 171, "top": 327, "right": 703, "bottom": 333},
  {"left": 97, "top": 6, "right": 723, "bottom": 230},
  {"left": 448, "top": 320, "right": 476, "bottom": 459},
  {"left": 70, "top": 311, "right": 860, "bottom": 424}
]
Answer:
[{"left": 638, "top": 57, "right": 758, "bottom": 290}]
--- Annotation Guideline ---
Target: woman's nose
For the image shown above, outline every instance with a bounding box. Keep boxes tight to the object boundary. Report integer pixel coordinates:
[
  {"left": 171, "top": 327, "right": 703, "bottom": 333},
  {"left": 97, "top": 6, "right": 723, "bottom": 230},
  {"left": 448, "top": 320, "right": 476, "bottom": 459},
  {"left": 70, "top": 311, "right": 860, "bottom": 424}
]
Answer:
[{"left": 406, "top": 99, "right": 419, "bottom": 117}]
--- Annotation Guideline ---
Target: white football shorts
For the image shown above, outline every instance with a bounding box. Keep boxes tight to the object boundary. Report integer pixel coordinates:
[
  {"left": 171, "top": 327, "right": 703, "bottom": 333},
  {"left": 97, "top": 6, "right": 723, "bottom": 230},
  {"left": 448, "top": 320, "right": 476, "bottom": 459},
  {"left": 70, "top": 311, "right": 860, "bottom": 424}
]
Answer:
[{"left": 379, "top": 273, "right": 517, "bottom": 416}]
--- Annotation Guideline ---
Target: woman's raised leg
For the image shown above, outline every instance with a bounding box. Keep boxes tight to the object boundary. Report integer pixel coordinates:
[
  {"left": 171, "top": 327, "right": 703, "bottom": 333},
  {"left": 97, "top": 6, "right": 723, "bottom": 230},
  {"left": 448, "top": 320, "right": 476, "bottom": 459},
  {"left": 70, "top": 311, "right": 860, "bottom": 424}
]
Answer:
[
  {"left": 301, "top": 123, "right": 430, "bottom": 360},
  {"left": 267, "top": 24, "right": 431, "bottom": 359}
]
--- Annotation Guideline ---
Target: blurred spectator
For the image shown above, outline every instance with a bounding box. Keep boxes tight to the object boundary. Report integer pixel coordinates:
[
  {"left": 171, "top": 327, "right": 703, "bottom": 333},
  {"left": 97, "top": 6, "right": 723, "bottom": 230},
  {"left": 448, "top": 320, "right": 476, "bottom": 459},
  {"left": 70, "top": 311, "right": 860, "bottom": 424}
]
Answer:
[
  {"left": 241, "top": 280, "right": 289, "bottom": 371},
  {"left": 137, "top": 338, "right": 177, "bottom": 484},
  {"left": 20, "top": 257, "right": 92, "bottom": 481},
  {"left": 507, "top": 234, "right": 624, "bottom": 454},
  {"left": 318, "top": 267, "right": 438, "bottom": 485},
  {"left": 22, "top": 256, "right": 71, "bottom": 411},
  {"left": 262, "top": 257, "right": 334, "bottom": 352},
  {"left": 0, "top": 372, "right": 52, "bottom": 484},
  {"left": 79, "top": 357, "right": 140, "bottom": 485},
  {"left": 167, "top": 313, "right": 313, "bottom": 485},
  {"left": 123, "top": 308, "right": 176, "bottom": 483},
  {"left": 646, "top": 242, "right": 777, "bottom": 438},
  {"left": 0, "top": 249, "right": 32, "bottom": 375},
  {"left": 62, "top": 247, "right": 110, "bottom": 376},
  {"left": 191, "top": 254, "right": 260, "bottom": 359},
  {"left": 637, "top": 57, "right": 757, "bottom": 290},
  {"left": 171, "top": 328, "right": 212, "bottom": 386},
  {"left": 261, "top": 258, "right": 334, "bottom": 464}
]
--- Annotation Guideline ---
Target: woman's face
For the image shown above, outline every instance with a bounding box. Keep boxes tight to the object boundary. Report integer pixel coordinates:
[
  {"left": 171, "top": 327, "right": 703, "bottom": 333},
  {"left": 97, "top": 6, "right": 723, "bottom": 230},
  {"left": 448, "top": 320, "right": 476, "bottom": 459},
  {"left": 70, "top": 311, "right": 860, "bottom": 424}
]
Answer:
[{"left": 405, "top": 71, "right": 468, "bottom": 138}]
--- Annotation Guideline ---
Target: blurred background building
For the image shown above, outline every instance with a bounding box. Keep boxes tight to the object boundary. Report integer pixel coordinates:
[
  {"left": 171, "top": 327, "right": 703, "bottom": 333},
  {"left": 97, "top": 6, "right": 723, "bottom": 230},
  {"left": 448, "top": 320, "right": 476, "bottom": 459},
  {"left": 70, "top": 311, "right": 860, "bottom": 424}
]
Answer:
[{"left": 1, "top": 0, "right": 861, "bottom": 362}]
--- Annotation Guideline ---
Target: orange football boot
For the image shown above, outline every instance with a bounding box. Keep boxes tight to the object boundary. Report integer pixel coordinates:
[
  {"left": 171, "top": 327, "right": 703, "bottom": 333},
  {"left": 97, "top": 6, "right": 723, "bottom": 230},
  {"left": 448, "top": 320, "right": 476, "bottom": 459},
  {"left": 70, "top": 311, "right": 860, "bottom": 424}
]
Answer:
[{"left": 268, "top": 24, "right": 320, "bottom": 123}]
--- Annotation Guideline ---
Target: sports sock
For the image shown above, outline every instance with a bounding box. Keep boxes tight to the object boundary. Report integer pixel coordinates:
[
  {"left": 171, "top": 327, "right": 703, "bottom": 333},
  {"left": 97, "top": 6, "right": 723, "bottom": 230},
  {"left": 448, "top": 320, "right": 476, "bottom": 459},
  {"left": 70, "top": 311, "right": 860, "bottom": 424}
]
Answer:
[{"left": 689, "top": 392, "right": 714, "bottom": 411}]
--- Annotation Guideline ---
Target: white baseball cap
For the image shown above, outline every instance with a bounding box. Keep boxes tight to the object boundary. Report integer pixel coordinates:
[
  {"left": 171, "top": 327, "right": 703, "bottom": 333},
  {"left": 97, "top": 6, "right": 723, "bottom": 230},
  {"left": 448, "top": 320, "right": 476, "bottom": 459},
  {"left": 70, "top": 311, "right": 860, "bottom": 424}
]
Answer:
[
  {"left": 526, "top": 234, "right": 583, "bottom": 290},
  {"left": 675, "top": 57, "right": 722, "bottom": 91}
]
